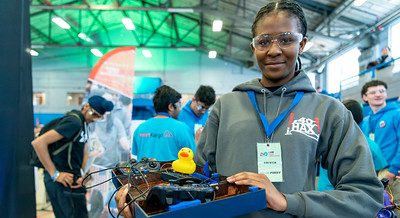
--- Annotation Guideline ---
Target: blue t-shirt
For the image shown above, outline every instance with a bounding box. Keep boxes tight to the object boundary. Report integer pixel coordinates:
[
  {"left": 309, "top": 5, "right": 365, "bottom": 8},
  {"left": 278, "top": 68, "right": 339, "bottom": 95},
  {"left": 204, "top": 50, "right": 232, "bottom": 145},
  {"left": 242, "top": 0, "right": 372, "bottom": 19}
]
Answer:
[
  {"left": 132, "top": 117, "right": 196, "bottom": 161},
  {"left": 178, "top": 100, "right": 209, "bottom": 136}
]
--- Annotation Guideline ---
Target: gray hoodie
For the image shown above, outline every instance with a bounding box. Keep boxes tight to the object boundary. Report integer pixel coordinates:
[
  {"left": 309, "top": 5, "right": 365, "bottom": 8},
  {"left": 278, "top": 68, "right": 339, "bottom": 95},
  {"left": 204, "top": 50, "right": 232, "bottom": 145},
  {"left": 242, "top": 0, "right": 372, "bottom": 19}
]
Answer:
[{"left": 195, "top": 71, "right": 383, "bottom": 217}]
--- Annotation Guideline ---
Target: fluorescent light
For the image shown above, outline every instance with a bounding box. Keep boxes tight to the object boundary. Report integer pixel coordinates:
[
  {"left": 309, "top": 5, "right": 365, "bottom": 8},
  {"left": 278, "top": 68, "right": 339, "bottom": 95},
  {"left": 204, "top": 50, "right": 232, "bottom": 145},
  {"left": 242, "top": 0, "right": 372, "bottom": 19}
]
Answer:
[
  {"left": 212, "top": 20, "right": 223, "bottom": 32},
  {"left": 208, "top": 50, "right": 217, "bottom": 59},
  {"left": 78, "top": 33, "right": 86, "bottom": 38},
  {"left": 167, "top": 8, "right": 194, "bottom": 13},
  {"left": 51, "top": 17, "right": 71, "bottom": 29},
  {"left": 353, "top": 0, "right": 367, "bottom": 6},
  {"left": 90, "top": 48, "right": 103, "bottom": 57},
  {"left": 121, "top": 18, "right": 135, "bottom": 30},
  {"left": 30, "top": 49, "right": 39, "bottom": 56},
  {"left": 78, "top": 32, "right": 92, "bottom": 42},
  {"left": 177, "top": 47, "right": 196, "bottom": 51},
  {"left": 31, "top": 45, "right": 44, "bottom": 49},
  {"left": 142, "top": 49, "right": 152, "bottom": 58},
  {"left": 303, "top": 41, "right": 314, "bottom": 52}
]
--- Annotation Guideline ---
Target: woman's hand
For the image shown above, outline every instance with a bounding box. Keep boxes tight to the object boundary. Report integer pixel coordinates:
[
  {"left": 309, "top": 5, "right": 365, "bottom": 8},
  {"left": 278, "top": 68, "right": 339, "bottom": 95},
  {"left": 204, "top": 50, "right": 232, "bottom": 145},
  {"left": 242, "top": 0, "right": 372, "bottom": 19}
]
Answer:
[
  {"left": 227, "top": 172, "right": 287, "bottom": 212},
  {"left": 386, "top": 171, "right": 396, "bottom": 182},
  {"left": 115, "top": 184, "right": 133, "bottom": 218}
]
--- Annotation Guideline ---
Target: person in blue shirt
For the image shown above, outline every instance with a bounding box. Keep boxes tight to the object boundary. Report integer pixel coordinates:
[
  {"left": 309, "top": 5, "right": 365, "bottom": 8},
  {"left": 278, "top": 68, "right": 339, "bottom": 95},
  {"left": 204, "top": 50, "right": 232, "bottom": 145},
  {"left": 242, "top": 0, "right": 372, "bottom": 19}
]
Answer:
[
  {"left": 318, "top": 99, "right": 387, "bottom": 191},
  {"left": 360, "top": 80, "right": 400, "bottom": 181},
  {"left": 178, "top": 85, "right": 216, "bottom": 139},
  {"left": 360, "top": 80, "right": 400, "bottom": 216},
  {"left": 132, "top": 85, "right": 196, "bottom": 161}
]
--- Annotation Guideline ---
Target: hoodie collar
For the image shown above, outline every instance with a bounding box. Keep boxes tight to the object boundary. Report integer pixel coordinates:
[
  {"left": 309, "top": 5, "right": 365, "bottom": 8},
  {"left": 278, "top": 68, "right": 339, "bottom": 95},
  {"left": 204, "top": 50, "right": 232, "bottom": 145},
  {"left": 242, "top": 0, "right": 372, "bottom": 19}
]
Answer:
[{"left": 232, "top": 70, "right": 316, "bottom": 95}]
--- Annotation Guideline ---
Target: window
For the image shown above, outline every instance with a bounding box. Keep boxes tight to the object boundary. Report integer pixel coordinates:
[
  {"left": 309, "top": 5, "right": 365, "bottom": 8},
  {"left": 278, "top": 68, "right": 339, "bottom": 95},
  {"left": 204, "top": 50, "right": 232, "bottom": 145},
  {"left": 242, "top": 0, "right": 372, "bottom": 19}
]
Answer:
[
  {"left": 327, "top": 48, "right": 361, "bottom": 93},
  {"left": 33, "top": 92, "right": 46, "bottom": 106},
  {"left": 66, "top": 92, "right": 85, "bottom": 106},
  {"left": 389, "top": 19, "right": 400, "bottom": 60},
  {"left": 306, "top": 72, "right": 316, "bottom": 88}
]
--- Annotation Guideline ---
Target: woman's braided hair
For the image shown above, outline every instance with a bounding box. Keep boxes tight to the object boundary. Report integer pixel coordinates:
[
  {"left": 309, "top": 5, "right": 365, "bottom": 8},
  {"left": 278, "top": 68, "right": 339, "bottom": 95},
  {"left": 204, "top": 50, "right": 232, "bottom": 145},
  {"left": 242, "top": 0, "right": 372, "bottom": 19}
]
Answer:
[
  {"left": 251, "top": 0, "right": 308, "bottom": 72},
  {"left": 251, "top": 0, "right": 307, "bottom": 37}
]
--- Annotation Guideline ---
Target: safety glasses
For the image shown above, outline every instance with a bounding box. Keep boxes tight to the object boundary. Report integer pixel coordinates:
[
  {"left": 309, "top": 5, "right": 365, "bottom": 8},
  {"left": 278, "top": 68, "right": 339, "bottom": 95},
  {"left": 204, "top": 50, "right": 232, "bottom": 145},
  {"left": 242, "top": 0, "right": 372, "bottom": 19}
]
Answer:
[
  {"left": 89, "top": 108, "right": 103, "bottom": 120},
  {"left": 195, "top": 100, "right": 209, "bottom": 112},
  {"left": 251, "top": 32, "right": 303, "bottom": 51}
]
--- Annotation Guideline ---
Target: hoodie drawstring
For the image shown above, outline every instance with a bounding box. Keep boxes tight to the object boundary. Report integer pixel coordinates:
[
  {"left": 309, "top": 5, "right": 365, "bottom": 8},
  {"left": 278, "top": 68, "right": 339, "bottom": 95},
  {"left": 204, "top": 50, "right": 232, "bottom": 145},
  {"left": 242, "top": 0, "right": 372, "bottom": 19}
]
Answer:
[
  {"left": 261, "top": 89, "right": 267, "bottom": 114},
  {"left": 276, "top": 87, "right": 287, "bottom": 118},
  {"left": 260, "top": 89, "right": 268, "bottom": 142},
  {"left": 270, "top": 87, "right": 286, "bottom": 141}
]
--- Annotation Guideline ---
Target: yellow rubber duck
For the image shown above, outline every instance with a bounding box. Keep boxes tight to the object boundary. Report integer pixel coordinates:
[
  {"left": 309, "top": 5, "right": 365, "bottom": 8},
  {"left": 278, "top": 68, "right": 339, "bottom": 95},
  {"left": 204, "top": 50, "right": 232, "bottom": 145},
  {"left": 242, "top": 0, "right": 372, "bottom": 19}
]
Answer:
[{"left": 172, "top": 147, "right": 196, "bottom": 174}]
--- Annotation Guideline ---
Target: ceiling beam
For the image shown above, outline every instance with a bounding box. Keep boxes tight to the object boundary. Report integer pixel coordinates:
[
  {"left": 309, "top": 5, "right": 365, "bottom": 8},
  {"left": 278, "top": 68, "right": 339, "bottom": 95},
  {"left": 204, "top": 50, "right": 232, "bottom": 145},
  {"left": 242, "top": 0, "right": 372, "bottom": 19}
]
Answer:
[
  {"left": 38, "top": 0, "right": 53, "bottom": 6},
  {"left": 299, "top": 0, "right": 365, "bottom": 28},
  {"left": 171, "top": 14, "right": 181, "bottom": 44},
  {"left": 121, "top": 10, "right": 141, "bottom": 45},
  {"left": 173, "top": 20, "right": 199, "bottom": 46},
  {"left": 144, "top": 11, "right": 156, "bottom": 32},
  {"left": 307, "top": 30, "right": 346, "bottom": 42},
  {"left": 31, "top": 0, "right": 79, "bottom": 17},
  {"left": 296, "top": 0, "right": 333, "bottom": 14},
  {"left": 29, "top": 1, "right": 335, "bottom": 65},
  {"left": 31, "top": 43, "right": 198, "bottom": 49},
  {"left": 314, "top": 0, "right": 355, "bottom": 33},
  {"left": 31, "top": 25, "right": 58, "bottom": 44},
  {"left": 30, "top": 3, "right": 253, "bottom": 26},
  {"left": 30, "top": 43, "right": 254, "bottom": 63},
  {"left": 30, "top": 4, "right": 201, "bottom": 12},
  {"left": 305, "top": 4, "right": 400, "bottom": 72},
  {"left": 142, "top": 15, "right": 170, "bottom": 46},
  {"left": 30, "top": 3, "right": 253, "bottom": 39},
  {"left": 138, "top": 0, "right": 254, "bottom": 61},
  {"left": 83, "top": 3, "right": 109, "bottom": 34},
  {"left": 49, "top": 11, "right": 80, "bottom": 44}
]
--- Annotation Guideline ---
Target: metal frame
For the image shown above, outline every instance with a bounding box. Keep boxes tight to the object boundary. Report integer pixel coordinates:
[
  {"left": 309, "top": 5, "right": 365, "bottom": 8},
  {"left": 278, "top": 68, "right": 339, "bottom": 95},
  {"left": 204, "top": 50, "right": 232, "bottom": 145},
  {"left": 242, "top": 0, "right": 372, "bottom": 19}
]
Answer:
[{"left": 30, "top": 0, "right": 400, "bottom": 69}]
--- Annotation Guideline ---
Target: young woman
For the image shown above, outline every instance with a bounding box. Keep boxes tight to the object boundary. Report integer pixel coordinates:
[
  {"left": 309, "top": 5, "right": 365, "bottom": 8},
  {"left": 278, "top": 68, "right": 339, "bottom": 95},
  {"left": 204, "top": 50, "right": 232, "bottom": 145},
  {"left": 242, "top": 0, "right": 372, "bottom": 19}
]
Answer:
[
  {"left": 116, "top": 1, "right": 383, "bottom": 217},
  {"left": 195, "top": 0, "right": 383, "bottom": 217}
]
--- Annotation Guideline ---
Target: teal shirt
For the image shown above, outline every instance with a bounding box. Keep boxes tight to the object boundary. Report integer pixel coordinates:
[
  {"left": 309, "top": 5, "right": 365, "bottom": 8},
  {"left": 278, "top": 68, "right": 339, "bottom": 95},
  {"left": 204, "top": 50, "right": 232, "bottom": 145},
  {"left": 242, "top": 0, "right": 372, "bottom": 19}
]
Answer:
[
  {"left": 318, "top": 137, "right": 387, "bottom": 191},
  {"left": 132, "top": 117, "right": 196, "bottom": 161},
  {"left": 366, "top": 137, "right": 388, "bottom": 171}
]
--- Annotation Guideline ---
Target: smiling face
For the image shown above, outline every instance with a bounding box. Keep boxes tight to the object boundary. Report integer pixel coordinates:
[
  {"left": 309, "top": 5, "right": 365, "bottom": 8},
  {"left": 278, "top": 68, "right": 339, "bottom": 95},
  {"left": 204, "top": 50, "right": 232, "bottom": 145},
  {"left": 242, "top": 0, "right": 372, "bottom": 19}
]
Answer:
[
  {"left": 252, "top": 12, "right": 307, "bottom": 87},
  {"left": 362, "top": 85, "right": 387, "bottom": 109}
]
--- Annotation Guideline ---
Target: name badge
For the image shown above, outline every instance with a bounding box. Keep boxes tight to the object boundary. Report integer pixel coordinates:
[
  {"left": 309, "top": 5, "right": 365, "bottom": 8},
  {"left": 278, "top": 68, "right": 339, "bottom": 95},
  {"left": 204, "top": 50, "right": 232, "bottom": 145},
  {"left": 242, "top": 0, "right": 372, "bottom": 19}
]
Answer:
[
  {"left": 257, "top": 142, "right": 283, "bottom": 182},
  {"left": 369, "top": 133, "right": 375, "bottom": 141},
  {"left": 194, "top": 124, "right": 202, "bottom": 135}
]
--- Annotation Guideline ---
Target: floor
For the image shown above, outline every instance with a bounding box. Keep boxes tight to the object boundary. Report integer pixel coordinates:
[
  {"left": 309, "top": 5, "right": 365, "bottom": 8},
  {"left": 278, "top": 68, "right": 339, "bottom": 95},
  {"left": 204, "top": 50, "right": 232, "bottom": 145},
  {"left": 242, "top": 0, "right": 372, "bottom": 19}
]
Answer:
[
  {"left": 37, "top": 209, "right": 55, "bottom": 218},
  {"left": 34, "top": 167, "right": 116, "bottom": 218},
  {"left": 35, "top": 168, "right": 55, "bottom": 218}
]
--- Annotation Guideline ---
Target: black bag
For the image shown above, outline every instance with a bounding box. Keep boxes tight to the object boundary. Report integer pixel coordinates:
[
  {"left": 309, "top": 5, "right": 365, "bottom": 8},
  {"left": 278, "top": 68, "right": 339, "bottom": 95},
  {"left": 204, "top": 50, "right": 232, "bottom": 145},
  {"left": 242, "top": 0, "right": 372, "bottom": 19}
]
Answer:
[{"left": 30, "top": 112, "right": 82, "bottom": 169}]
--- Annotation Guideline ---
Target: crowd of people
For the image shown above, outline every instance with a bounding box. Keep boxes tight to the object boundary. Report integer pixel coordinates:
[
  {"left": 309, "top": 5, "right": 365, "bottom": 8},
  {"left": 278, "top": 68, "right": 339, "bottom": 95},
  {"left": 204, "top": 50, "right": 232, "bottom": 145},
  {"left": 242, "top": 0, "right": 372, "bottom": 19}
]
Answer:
[
  {"left": 116, "top": 0, "right": 399, "bottom": 217},
  {"left": 32, "top": 1, "right": 400, "bottom": 218}
]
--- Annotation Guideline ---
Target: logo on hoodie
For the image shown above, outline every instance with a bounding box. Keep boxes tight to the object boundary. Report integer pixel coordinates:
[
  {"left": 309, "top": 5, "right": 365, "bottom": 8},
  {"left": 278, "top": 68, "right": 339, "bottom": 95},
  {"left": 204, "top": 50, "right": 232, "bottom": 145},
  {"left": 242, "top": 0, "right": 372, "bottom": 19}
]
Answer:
[
  {"left": 80, "top": 130, "right": 89, "bottom": 143},
  {"left": 285, "top": 112, "right": 320, "bottom": 141}
]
